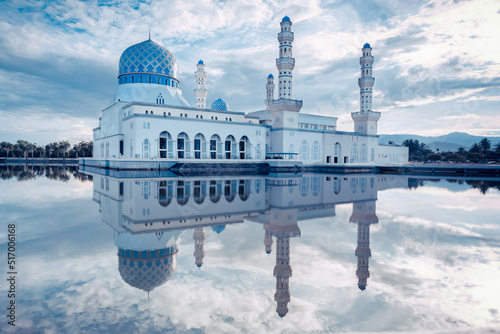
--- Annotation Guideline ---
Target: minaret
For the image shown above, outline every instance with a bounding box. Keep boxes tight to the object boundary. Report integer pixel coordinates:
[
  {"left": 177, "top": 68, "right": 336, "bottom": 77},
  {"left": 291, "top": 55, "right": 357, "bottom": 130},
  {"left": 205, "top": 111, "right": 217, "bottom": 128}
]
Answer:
[
  {"left": 194, "top": 60, "right": 207, "bottom": 108},
  {"left": 349, "top": 199, "right": 378, "bottom": 291},
  {"left": 193, "top": 227, "right": 206, "bottom": 268},
  {"left": 267, "top": 16, "right": 302, "bottom": 155},
  {"left": 351, "top": 43, "right": 380, "bottom": 136},
  {"left": 265, "top": 74, "right": 275, "bottom": 109},
  {"left": 276, "top": 16, "right": 294, "bottom": 99},
  {"left": 264, "top": 229, "right": 273, "bottom": 254}
]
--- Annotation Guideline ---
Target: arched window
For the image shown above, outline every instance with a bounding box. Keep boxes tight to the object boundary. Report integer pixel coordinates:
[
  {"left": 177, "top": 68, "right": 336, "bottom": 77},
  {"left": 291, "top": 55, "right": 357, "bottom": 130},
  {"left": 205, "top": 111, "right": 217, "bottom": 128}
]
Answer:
[
  {"left": 300, "top": 177, "right": 309, "bottom": 197},
  {"left": 158, "top": 180, "right": 174, "bottom": 207},
  {"left": 193, "top": 180, "right": 207, "bottom": 204},
  {"left": 371, "top": 148, "right": 375, "bottom": 162},
  {"left": 334, "top": 142, "right": 342, "bottom": 163},
  {"left": 224, "top": 180, "right": 236, "bottom": 202},
  {"left": 159, "top": 131, "right": 173, "bottom": 159},
  {"left": 225, "top": 135, "right": 236, "bottom": 159},
  {"left": 351, "top": 143, "right": 358, "bottom": 163},
  {"left": 142, "top": 139, "right": 150, "bottom": 158},
  {"left": 239, "top": 136, "right": 249, "bottom": 159},
  {"left": 300, "top": 140, "right": 309, "bottom": 161},
  {"left": 194, "top": 133, "right": 207, "bottom": 159},
  {"left": 176, "top": 180, "right": 190, "bottom": 205},
  {"left": 311, "top": 176, "right": 320, "bottom": 196},
  {"left": 333, "top": 177, "right": 341, "bottom": 195},
  {"left": 210, "top": 134, "right": 222, "bottom": 159},
  {"left": 238, "top": 179, "right": 250, "bottom": 201},
  {"left": 351, "top": 178, "right": 358, "bottom": 193},
  {"left": 177, "top": 132, "right": 190, "bottom": 159},
  {"left": 209, "top": 180, "right": 222, "bottom": 203},
  {"left": 360, "top": 177, "right": 367, "bottom": 193},
  {"left": 360, "top": 144, "right": 367, "bottom": 162},
  {"left": 312, "top": 141, "right": 320, "bottom": 161}
]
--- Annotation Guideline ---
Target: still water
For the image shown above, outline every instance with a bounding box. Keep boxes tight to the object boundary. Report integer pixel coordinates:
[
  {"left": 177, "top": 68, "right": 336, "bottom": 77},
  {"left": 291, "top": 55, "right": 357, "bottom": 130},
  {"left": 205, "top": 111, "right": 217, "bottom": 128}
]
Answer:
[{"left": 0, "top": 165, "right": 499, "bottom": 333}]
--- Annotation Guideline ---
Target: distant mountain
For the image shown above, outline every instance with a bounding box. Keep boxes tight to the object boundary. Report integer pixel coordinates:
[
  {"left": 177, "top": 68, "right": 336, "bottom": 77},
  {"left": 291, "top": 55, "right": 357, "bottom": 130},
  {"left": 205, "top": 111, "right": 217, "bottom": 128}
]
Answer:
[{"left": 379, "top": 132, "right": 500, "bottom": 152}]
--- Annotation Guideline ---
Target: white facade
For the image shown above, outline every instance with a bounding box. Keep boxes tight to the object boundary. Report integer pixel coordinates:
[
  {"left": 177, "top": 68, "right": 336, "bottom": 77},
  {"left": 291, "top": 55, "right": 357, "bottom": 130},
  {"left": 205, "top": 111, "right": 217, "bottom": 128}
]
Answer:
[{"left": 93, "top": 16, "right": 408, "bottom": 165}]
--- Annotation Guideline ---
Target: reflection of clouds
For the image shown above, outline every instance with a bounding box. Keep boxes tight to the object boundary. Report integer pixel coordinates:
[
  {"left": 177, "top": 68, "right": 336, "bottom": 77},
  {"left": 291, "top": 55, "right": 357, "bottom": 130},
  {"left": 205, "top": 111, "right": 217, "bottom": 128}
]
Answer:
[{"left": 0, "top": 177, "right": 92, "bottom": 205}]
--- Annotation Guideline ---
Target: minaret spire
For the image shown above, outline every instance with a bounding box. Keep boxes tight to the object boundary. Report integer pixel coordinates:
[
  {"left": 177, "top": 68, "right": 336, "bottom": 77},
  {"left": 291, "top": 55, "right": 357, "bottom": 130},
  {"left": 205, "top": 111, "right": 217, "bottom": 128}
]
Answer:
[
  {"left": 194, "top": 60, "right": 207, "bottom": 108},
  {"left": 265, "top": 74, "right": 275, "bottom": 109}
]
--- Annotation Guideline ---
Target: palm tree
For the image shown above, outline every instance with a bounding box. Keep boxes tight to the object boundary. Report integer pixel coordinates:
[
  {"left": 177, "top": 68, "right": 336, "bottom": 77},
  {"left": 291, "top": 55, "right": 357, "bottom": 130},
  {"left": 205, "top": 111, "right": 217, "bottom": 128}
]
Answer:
[{"left": 479, "top": 138, "right": 491, "bottom": 152}]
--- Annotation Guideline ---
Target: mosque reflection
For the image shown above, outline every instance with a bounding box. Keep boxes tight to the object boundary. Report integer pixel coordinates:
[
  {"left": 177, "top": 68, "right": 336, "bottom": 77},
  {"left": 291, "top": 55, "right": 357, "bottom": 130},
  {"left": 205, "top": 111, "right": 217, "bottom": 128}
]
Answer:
[{"left": 89, "top": 172, "right": 408, "bottom": 317}]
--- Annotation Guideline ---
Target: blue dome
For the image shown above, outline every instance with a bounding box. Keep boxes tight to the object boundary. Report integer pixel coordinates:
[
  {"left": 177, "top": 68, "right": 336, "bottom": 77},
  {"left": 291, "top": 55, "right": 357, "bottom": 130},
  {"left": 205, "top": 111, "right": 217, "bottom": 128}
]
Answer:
[
  {"left": 211, "top": 224, "right": 226, "bottom": 234},
  {"left": 119, "top": 39, "right": 178, "bottom": 81},
  {"left": 211, "top": 98, "right": 228, "bottom": 111},
  {"left": 267, "top": 73, "right": 274, "bottom": 78},
  {"left": 198, "top": 60, "right": 204, "bottom": 65},
  {"left": 358, "top": 284, "right": 366, "bottom": 291},
  {"left": 282, "top": 16, "right": 291, "bottom": 22},
  {"left": 118, "top": 247, "right": 177, "bottom": 292},
  {"left": 363, "top": 43, "right": 371, "bottom": 48}
]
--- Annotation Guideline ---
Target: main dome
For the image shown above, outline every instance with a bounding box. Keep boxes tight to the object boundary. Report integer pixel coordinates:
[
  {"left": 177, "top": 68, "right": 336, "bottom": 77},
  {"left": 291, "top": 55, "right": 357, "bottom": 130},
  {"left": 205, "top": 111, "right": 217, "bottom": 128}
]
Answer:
[{"left": 118, "top": 39, "right": 178, "bottom": 82}]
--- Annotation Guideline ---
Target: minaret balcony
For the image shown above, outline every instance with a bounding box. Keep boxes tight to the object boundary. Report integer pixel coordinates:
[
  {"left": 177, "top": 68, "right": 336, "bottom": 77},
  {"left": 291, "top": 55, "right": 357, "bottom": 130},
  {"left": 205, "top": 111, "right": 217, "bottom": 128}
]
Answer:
[
  {"left": 278, "top": 31, "right": 294, "bottom": 40},
  {"left": 359, "top": 55, "right": 374, "bottom": 64},
  {"left": 276, "top": 58, "right": 295, "bottom": 69},
  {"left": 351, "top": 110, "right": 381, "bottom": 121},
  {"left": 358, "top": 77, "right": 375, "bottom": 88}
]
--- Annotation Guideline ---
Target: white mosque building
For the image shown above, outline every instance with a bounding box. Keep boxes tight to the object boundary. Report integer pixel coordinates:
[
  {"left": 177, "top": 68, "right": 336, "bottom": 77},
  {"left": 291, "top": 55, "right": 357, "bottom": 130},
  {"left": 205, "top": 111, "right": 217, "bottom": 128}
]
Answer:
[{"left": 91, "top": 16, "right": 408, "bottom": 167}]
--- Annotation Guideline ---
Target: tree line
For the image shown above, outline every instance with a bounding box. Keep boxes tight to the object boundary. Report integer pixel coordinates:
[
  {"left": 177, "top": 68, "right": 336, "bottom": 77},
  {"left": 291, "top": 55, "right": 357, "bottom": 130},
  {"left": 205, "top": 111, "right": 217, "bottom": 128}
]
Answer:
[
  {"left": 0, "top": 165, "right": 93, "bottom": 182},
  {"left": 0, "top": 140, "right": 93, "bottom": 159},
  {"left": 402, "top": 138, "right": 500, "bottom": 162}
]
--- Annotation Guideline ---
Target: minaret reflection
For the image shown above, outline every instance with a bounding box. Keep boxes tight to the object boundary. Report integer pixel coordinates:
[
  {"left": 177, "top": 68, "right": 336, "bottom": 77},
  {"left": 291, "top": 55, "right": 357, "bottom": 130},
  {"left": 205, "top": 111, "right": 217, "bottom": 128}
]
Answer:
[
  {"left": 193, "top": 227, "right": 206, "bottom": 268},
  {"left": 264, "top": 229, "right": 273, "bottom": 254},
  {"left": 349, "top": 200, "right": 378, "bottom": 291},
  {"left": 265, "top": 209, "right": 301, "bottom": 318}
]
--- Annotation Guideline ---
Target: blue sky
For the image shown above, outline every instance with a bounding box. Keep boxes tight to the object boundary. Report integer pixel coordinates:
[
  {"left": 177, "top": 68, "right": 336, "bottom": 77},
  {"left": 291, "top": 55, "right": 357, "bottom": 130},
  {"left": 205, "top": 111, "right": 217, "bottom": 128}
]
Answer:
[{"left": 0, "top": 0, "right": 499, "bottom": 145}]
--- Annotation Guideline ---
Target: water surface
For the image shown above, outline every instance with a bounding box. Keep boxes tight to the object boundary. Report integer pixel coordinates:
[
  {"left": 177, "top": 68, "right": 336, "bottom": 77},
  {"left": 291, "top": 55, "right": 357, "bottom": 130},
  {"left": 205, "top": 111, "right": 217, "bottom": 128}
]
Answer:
[{"left": 0, "top": 165, "right": 499, "bottom": 333}]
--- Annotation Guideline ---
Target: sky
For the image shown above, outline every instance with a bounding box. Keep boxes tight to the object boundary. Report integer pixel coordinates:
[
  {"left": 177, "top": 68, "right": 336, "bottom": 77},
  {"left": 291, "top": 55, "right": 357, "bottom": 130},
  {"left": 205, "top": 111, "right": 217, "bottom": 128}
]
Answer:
[{"left": 0, "top": 0, "right": 499, "bottom": 145}]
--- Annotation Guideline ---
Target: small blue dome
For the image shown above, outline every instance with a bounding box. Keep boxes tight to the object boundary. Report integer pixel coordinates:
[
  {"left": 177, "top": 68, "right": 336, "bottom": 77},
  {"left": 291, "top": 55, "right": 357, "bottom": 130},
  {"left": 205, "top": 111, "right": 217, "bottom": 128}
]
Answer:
[
  {"left": 358, "top": 284, "right": 366, "bottom": 291},
  {"left": 282, "top": 16, "right": 291, "bottom": 22},
  {"left": 196, "top": 264, "right": 202, "bottom": 268},
  {"left": 363, "top": 43, "right": 371, "bottom": 48},
  {"left": 266, "top": 250, "right": 271, "bottom": 254},
  {"left": 267, "top": 73, "right": 274, "bottom": 78},
  {"left": 211, "top": 98, "right": 228, "bottom": 111},
  {"left": 211, "top": 224, "right": 226, "bottom": 234},
  {"left": 198, "top": 60, "right": 204, "bottom": 65}
]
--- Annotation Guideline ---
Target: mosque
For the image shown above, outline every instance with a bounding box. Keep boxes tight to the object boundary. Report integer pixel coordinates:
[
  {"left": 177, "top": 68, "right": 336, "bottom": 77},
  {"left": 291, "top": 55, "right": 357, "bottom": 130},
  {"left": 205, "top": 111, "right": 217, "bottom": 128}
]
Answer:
[{"left": 91, "top": 16, "right": 408, "bottom": 166}]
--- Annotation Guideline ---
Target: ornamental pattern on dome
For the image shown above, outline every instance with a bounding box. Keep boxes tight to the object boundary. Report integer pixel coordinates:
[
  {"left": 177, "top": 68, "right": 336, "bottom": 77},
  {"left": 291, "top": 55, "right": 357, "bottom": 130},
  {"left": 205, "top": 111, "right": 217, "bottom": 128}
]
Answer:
[
  {"left": 119, "top": 40, "right": 178, "bottom": 79},
  {"left": 118, "top": 250, "right": 177, "bottom": 292},
  {"left": 211, "top": 98, "right": 228, "bottom": 111}
]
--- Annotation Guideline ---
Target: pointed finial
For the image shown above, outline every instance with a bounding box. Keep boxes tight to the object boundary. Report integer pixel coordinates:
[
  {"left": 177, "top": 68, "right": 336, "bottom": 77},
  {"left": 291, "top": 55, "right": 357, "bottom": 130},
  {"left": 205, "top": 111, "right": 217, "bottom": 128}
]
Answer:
[
  {"left": 148, "top": 291, "right": 150, "bottom": 300},
  {"left": 149, "top": 29, "right": 151, "bottom": 40}
]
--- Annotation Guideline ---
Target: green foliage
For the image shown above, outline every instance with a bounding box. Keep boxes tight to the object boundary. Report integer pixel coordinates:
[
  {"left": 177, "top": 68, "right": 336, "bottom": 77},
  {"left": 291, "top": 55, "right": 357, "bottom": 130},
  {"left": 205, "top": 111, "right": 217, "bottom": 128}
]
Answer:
[{"left": 0, "top": 140, "right": 93, "bottom": 158}]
